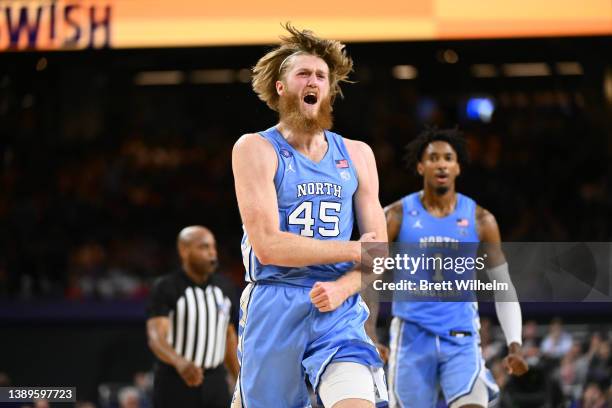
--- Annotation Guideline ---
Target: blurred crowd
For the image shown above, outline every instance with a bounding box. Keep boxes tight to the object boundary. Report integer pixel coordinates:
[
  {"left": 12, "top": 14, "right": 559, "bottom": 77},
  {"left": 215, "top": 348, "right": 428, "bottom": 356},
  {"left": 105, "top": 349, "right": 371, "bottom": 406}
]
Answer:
[
  {"left": 481, "top": 318, "right": 612, "bottom": 408},
  {"left": 0, "top": 46, "right": 611, "bottom": 301}
]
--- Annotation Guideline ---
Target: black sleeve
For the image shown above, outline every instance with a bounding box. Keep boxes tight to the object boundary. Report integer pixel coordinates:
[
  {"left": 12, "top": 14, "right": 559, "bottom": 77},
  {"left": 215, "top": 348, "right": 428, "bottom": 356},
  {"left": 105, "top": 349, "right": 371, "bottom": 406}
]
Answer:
[{"left": 146, "top": 276, "right": 174, "bottom": 319}]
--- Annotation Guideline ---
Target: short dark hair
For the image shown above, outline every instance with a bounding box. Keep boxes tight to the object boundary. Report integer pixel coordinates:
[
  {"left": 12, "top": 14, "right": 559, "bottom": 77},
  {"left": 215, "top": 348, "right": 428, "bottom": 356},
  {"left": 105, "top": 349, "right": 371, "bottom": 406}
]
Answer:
[{"left": 404, "top": 126, "right": 469, "bottom": 172}]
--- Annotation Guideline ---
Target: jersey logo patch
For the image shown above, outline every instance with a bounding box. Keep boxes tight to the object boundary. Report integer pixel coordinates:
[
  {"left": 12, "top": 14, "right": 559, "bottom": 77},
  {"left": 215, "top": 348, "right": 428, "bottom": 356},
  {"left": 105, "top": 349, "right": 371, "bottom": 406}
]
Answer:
[
  {"left": 339, "top": 170, "right": 351, "bottom": 181},
  {"left": 335, "top": 159, "right": 349, "bottom": 168},
  {"left": 280, "top": 148, "right": 293, "bottom": 158},
  {"left": 413, "top": 219, "right": 423, "bottom": 229},
  {"left": 456, "top": 218, "right": 469, "bottom": 227}
]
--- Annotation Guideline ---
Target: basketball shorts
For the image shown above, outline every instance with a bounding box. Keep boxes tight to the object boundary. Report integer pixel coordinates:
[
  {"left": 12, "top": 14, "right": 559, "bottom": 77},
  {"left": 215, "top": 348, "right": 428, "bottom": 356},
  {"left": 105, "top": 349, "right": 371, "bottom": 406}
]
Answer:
[
  {"left": 234, "top": 282, "right": 388, "bottom": 408},
  {"left": 387, "top": 317, "right": 499, "bottom": 408}
]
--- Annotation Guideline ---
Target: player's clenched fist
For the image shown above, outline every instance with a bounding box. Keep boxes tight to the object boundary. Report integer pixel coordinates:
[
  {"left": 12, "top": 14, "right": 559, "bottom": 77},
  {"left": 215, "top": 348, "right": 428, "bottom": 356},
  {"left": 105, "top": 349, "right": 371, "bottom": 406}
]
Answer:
[
  {"left": 503, "top": 343, "right": 529, "bottom": 376},
  {"left": 309, "top": 281, "right": 350, "bottom": 312}
]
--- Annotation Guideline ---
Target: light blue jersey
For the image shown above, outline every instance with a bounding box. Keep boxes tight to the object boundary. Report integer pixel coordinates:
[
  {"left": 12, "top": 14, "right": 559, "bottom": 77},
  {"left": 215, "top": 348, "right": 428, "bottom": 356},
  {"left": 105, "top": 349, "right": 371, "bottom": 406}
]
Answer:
[
  {"left": 392, "top": 192, "right": 480, "bottom": 337},
  {"left": 240, "top": 126, "right": 357, "bottom": 287},
  {"left": 235, "top": 127, "right": 387, "bottom": 408}
]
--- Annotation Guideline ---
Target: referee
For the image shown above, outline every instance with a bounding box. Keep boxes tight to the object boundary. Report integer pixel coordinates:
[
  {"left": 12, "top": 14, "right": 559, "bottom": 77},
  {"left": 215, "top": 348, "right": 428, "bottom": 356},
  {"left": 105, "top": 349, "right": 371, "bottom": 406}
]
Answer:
[{"left": 146, "top": 226, "right": 239, "bottom": 408}]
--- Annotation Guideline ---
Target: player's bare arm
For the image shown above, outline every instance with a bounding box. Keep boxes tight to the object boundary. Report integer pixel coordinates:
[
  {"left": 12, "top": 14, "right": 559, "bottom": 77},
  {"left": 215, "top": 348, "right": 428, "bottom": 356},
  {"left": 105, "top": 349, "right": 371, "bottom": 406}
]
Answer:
[
  {"left": 476, "top": 206, "right": 505, "bottom": 267},
  {"left": 349, "top": 140, "right": 388, "bottom": 245},
  {"left": 233, "top": 133, "right": 372, "bottom": 267},
  {"left": 476, "top": 205, "right": 528, "bottom": 376},
  {"left": 146, "top": 317, "right": 204, "bottom": 387},
  {"left": 309, "top": 140, "right": 386, "bottom": 313},
  {"left": 224, "top": 324, "right": 240, "bottom": 381},
  {"left": 384, "top": 200, "right": 403, "bottom": 243}
]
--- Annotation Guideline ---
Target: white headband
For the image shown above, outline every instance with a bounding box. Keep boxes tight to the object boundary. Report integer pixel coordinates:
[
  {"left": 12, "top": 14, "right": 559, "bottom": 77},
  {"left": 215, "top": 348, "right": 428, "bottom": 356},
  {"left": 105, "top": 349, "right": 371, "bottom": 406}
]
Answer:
[{"left": 278, "top": 51, "right": 305, "bottom": 74}]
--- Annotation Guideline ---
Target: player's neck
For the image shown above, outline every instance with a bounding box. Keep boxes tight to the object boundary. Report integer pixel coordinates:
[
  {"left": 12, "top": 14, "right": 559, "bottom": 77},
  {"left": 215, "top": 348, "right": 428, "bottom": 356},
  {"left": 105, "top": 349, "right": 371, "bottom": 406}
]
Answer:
[
  {"left": 276, "top": 122, "right": 326, "bottom": 154},
  {"left": 420, "top": 188, "right": 457, "bottom": 217}
]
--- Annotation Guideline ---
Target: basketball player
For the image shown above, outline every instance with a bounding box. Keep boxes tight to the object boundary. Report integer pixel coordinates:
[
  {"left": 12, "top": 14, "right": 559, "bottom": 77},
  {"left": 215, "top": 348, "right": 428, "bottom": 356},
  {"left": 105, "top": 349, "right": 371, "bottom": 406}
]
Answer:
[
  {"left": 382, "top": 128, "right": 528, "bottom": 408},
  {"left": 231, "top": 24, "right": 388, "bottom": 408}
]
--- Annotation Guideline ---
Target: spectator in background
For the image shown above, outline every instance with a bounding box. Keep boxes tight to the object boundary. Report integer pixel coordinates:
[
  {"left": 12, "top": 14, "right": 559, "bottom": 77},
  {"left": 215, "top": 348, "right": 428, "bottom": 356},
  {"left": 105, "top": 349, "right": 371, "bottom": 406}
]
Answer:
[
  {"left": 0, "top": 372, "right": 11, "bottom": 386},
  {"left": 558, "top": 342, "right": 585, "bottom": 401},
  {"left": 480, "top": 317, "right": 505, "bottom": 363},
  {"left": 571, "top": 333, "right": 606, "bottom": 399},
  {"left": 575, "top": 383, "right": 608, "bottom": 408},
  {"left": 541, "top": 318, "right": 574, "bottom": 359},
  {"left": 133, "top": 371, "right": 153, "bottom": 407},
  {"left": 118, "top": 386, "right": 140, "bottom": 408},
  {"left": 74, "top": 403, "right": 96, "bottom": 408},
  {"left": 523, "top": 320, "right": 541, "bottom": 349},
  {"left": 587, "top": 339, "right": 611, "bottom": 388},
  {"left": 521, "top": 320, "right": 543, "bottom": 371}
]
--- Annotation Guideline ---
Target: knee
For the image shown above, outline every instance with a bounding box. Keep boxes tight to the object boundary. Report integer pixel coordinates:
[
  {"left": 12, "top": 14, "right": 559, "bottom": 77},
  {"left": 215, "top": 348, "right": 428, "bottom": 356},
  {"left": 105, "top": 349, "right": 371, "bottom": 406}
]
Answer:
[{"left": 318, "top": 362, "right": 377, "bottom": 408}]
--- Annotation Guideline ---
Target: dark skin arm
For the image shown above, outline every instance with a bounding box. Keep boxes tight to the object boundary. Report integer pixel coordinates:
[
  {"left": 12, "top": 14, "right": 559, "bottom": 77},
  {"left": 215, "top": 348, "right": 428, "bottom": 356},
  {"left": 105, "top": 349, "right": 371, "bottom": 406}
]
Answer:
[
  {"left": 146, "top": 316, "right": 204, "bottom": 387},
  {"left": 362, "top": 200, "right": 403, "bottom": 363},
  {"left": 224, "top": 324, "right": 240, "bottom": 381},
  {"left": 385, "top": 200, "right": 403, "bottom": 243},
  {"left": 476, "top": 205, "right": 528, "bottom": 376}
]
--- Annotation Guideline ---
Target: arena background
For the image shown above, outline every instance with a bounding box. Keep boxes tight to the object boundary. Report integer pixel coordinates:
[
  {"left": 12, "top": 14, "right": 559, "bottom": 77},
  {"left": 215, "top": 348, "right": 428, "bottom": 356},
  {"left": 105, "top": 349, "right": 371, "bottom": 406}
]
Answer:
[{"left": 1, "top": 1, "right": 611, "bottom": 406}]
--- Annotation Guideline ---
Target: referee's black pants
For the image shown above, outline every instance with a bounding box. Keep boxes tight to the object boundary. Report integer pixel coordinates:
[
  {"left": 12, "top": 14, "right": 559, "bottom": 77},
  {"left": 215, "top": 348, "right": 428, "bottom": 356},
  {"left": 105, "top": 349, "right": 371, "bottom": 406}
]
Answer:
[{"left": 153, "top": 362, "right": 231, "bottom": 408}]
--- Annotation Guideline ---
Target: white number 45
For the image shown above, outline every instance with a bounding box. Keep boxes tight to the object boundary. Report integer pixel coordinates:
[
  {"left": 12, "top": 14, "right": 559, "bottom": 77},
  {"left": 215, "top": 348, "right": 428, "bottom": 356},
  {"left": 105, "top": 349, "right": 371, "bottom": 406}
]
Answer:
[{"left": 288, "top": 201, "right": 341, "bottom": 237}]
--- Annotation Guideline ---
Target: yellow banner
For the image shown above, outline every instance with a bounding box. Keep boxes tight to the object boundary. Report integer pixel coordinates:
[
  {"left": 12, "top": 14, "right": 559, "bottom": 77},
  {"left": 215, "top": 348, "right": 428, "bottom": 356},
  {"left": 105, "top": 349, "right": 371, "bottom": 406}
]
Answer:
[{"left": 0, "top": 0, "right": 610, "bottom": 50}]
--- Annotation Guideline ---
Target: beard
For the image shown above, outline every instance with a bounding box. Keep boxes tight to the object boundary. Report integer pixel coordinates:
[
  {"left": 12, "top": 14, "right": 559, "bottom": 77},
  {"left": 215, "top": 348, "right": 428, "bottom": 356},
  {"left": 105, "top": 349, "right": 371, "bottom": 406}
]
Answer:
[
  {"left": 278, "top": 91, "right": 333, "bottom": 133},
  {"left": 434, "top": 186, "right": 449, "bottom": 195}
]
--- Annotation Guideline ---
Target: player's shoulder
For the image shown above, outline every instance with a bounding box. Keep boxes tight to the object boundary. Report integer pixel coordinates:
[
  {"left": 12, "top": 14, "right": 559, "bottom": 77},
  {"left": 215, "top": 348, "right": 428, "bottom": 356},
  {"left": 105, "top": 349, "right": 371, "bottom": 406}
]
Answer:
[
  {"left": 342, "top": 137, "right": 373, "bottom": 156},
  {"left": 457, "top": 193, "right": 481, "bottom": 211},
  {"left": 459, "top": 193, "right": 493, "bottom": 220},
  {"left": 232, "top": 132, "right": 278, "bottom": 172},
  {"left": 384, "top": 198, "right": 404, "bottom": 214},
  {"left": 341, "top": 138, "right": 376, "bottom": 171},
  {"left": 233, "top": 132, "right": 275, "bottom": 154},
  {"left": 474, "top": 203, "right": 498, "bottom": 228},
  {"left": 385, "top": 192, "right": 419, "bottom": 214}
]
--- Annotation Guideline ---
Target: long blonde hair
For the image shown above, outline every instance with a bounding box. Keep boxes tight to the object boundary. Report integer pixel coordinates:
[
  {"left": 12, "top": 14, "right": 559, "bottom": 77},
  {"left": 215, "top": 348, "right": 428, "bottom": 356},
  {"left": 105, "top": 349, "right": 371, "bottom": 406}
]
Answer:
[{"left": 252, "top": 23, "right": 354, "bottom": 112}]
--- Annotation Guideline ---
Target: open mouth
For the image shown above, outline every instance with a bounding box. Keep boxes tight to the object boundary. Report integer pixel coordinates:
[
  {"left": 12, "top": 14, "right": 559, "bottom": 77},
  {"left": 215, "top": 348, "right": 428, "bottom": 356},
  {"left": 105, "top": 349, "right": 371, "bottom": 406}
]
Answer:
[
  {"left": 435, "top": 174, "right": 449, "bottom": 183},
  {"left": 303, "top": 94, "right": 318, "bottom": 105}
]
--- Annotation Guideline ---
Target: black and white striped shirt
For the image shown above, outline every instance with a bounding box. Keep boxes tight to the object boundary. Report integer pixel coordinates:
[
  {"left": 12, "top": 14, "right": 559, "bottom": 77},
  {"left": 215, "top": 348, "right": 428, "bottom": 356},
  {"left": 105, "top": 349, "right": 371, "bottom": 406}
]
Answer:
[{"left": 147, "top": 272, "right": 237, "bottom": 369}]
